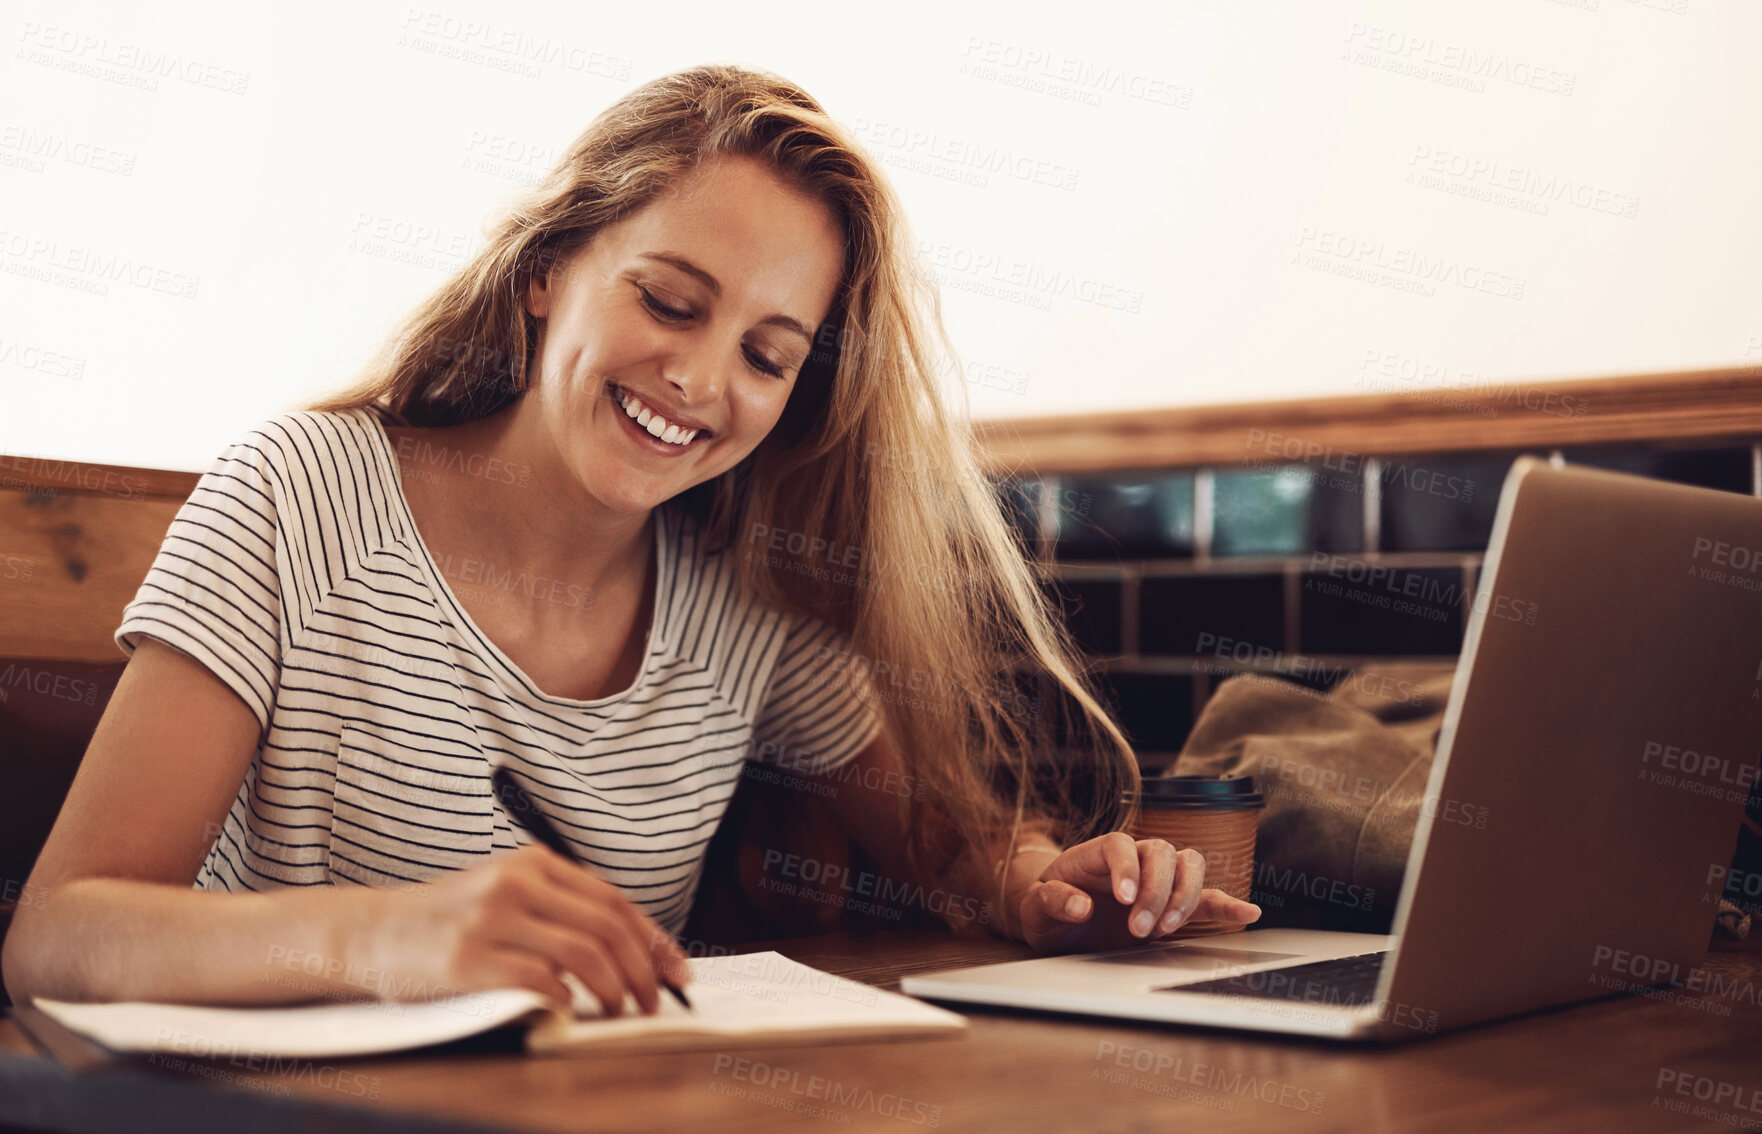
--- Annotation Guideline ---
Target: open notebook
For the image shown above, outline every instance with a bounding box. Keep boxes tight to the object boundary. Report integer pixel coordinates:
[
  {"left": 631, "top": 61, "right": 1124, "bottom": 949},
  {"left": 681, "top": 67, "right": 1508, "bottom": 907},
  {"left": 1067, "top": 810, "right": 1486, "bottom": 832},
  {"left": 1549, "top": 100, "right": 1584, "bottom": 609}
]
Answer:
[{"left": 31, "top": 951, "right": 966, "bottom": 1059}]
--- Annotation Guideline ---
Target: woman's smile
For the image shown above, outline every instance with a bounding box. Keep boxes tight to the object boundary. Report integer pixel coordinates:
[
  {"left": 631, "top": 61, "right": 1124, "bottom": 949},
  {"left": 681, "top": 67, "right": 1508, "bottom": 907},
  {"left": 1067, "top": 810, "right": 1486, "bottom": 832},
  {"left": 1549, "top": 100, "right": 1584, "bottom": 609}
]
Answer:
[{"left": 605, "top": 381, "right": 713, "bottom": 458}]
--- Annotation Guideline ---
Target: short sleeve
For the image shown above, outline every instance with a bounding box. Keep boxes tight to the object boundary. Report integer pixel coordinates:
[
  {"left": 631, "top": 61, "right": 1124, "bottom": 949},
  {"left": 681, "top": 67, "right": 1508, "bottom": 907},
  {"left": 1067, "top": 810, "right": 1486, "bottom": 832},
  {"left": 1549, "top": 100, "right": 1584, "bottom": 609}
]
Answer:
[
  {"left": 115, "top": 428, "right": 286, "bottom": 731},
  {"left": 749, "top": 610, "right": 883, "bottom": 777}
]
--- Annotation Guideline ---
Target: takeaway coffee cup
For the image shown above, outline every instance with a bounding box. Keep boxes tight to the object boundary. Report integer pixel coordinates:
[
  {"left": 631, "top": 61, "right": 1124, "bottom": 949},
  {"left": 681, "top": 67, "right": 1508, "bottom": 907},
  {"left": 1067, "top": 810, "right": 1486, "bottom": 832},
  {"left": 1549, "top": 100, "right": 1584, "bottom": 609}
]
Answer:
[{"left": 1125, "top": 775, "right": 1264, "bottom": 936}]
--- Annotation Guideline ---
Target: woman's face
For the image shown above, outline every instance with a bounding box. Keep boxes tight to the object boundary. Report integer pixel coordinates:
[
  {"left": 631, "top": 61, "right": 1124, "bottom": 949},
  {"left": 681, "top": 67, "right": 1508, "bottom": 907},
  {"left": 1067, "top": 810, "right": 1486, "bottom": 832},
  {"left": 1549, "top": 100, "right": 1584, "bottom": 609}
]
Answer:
[{"left": 522, "top": 153, "right": 845, "bottom": 515}]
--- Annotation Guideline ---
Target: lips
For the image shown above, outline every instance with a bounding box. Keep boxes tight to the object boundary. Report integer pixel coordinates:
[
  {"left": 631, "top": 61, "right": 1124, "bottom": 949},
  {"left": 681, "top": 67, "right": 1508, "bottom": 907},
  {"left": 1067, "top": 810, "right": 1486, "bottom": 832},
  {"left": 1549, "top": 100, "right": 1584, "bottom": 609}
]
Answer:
[
  {"left": 606, "top": 383, "right": 710, "bottom": 453},
  {"left": 608, "top": 383, "right": 713, "bottom": 440}
]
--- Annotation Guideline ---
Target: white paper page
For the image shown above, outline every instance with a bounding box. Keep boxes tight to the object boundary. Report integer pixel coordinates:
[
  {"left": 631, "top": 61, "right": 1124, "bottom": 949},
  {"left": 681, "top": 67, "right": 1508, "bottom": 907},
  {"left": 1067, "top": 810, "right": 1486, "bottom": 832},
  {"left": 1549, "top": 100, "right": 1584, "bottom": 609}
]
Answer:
[
  {"left": 33, "top": 951, "right": 965, "bottom": 1060},
  {"left": 33, "top": 988, "right": 551, "bottom": 1060},
  {"left": 537, "top": 951, "right": 966, "bottom": 1046}
]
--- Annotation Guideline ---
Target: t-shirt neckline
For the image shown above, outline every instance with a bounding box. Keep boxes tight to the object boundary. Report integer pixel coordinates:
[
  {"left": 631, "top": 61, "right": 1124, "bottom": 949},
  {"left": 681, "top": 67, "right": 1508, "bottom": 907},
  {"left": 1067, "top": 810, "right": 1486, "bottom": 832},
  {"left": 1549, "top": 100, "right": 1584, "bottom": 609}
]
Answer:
[{"left": 359, "top": 407, "right": 666, "bottom": 710}]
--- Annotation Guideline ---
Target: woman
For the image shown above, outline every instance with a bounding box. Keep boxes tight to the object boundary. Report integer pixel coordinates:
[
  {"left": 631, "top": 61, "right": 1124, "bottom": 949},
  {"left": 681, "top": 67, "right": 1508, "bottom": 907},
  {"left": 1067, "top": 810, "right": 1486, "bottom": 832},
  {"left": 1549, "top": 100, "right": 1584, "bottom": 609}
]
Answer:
[{"left": 2, "top": 64, "right": 1257, "bottom": 1017}]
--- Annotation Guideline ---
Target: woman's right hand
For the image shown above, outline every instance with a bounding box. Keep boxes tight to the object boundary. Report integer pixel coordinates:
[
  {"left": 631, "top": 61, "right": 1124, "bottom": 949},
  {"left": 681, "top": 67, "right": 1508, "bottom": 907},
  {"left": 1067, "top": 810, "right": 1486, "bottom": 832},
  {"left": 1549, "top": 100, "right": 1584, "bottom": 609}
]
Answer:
[{"left": 360, "top": 844, "right": 693, "bottom": 1017}]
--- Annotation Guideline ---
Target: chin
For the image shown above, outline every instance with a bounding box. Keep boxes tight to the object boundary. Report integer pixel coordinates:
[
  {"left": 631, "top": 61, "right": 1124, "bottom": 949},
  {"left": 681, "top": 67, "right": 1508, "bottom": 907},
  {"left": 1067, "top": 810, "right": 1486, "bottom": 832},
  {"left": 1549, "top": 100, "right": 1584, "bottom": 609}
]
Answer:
[
  {"left": 585, "top": 464, "right": 673, "bottom": 513},
  {"left": 595, "top": 482, "right": 666, "bottom": 515}
]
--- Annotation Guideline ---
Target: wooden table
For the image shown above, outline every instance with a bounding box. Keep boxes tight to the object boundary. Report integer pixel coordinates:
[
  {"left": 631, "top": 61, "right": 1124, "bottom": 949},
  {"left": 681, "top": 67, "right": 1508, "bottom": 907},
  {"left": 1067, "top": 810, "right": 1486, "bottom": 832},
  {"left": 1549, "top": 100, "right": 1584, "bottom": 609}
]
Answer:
[{"left": 4, "top": 927, "right": 1761, "bottom": 1134}]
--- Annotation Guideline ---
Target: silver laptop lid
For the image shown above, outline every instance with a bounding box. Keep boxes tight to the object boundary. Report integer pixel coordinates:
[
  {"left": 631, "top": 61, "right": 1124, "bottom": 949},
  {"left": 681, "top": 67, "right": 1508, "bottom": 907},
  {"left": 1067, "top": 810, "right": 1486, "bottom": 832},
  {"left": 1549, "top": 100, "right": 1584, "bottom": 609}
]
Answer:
[{"left": 1373, "top": 456, "right": 1762, "bottom": 1039}]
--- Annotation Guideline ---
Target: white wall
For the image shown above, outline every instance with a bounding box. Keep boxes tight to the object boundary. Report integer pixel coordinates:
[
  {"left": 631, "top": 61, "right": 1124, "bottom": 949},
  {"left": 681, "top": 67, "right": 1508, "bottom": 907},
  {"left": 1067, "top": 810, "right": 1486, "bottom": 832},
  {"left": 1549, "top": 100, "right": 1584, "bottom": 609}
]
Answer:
[{"left": 4, "top": 0, "right": 1759, "bottom": 471}]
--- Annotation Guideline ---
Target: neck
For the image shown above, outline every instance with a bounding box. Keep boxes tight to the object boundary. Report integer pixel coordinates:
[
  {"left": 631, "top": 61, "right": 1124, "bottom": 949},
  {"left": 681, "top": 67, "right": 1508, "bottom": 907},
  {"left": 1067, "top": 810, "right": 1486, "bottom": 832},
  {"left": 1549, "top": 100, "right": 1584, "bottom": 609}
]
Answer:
[{"left": 400, "top": 396, "right": 653, "bottom": 600}]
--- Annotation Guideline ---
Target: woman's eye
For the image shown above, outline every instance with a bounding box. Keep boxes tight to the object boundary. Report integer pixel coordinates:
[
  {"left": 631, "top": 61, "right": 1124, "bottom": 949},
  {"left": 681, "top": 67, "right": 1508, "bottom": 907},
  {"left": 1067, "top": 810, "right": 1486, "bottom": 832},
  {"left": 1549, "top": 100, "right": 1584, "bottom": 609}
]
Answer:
[
  {"left": 638, "top": 286, "right": 690, "bottom": 322},
  {"left": 745, "top": 348, "right": 786, "bottom": 379}
]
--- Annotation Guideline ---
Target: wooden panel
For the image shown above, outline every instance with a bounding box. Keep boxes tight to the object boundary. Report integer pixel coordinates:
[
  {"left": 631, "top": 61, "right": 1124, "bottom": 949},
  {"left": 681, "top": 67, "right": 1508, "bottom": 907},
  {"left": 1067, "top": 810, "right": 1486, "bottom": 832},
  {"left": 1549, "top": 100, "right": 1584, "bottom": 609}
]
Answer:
[
  {"left": 972, "top": 365, "right": 1762, "bottom": 475},
  {"left": 0, "top": 453, "right": 198, "bottom": 502},
  {"left": 0, "top": 488, "right": 183, "bottom": 661}
]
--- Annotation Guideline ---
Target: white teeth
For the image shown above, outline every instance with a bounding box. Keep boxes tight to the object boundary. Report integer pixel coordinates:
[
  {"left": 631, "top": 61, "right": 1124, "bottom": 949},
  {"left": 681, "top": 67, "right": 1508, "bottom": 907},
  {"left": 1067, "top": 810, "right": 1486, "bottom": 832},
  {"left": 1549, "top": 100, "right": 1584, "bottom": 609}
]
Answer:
[{"left": 615, "top": 386, "right": 700, "bottom": 447}]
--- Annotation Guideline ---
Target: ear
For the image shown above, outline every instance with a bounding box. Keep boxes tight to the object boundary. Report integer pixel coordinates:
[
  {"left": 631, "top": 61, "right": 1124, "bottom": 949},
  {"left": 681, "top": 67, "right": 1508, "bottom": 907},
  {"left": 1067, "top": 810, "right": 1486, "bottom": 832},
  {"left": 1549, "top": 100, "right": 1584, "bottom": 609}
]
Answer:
[
  {"left": 523, "top": 268, "right": 552, "bottom": 319},
  {"left": 521, "top": 269, "right": 549, "bottom": 315}
]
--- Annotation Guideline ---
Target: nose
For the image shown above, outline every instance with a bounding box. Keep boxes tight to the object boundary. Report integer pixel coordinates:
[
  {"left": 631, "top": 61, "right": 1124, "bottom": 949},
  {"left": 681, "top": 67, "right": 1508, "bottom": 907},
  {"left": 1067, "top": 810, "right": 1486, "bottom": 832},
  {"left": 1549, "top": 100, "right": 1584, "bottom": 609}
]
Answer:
[{"left": 661, "top": 332, "right": 733, "bottom": 407}]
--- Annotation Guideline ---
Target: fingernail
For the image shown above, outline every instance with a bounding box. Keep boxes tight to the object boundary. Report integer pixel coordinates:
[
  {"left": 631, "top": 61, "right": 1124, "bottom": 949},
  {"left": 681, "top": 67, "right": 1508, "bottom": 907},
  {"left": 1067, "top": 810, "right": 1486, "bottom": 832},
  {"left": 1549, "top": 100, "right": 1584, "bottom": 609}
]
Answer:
[
  {"left": 1064, "top": 894, "right": 1088, "bottom": 918},
  {"left": 1161, "top": 908, "right": 1183, "bottom": 932},
  {"left": 1119, "top": 879, "right": 1136, "bottom": 903},
  {"left": 1131, "top": 910, "right": 1155, "bottom": 936}
]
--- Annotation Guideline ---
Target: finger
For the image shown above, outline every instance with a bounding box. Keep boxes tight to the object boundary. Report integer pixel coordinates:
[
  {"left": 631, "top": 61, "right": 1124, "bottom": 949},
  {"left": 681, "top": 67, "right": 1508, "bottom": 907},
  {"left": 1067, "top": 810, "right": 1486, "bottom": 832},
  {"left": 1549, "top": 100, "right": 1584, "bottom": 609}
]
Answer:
[
  {"left": 1035, "top": 880, "right": 1094, "bottom": 924},
  {"left": 1043, "top": 831, "right": 1140, "bottom": 894},
  {"left": 1018, "top": 881, "right": 1101, "bottom": 951},
  {"left": 605, "top": 904, "right": 691, "bottom": 993},
  {"left": 590, "top": 914, "right": 667, "bottom": 1015},
  {"left": 527, "top": 857, "right": 682, "bottom": 996},
  {"left": 484, "top": 950, "right": 572, "bottom": 1004},
  {"left": 1189, "top": 888, "right": 1264, "bottom": 925},
  {"left": 585, "top": 885, "right": 679, "bottom": 996},
  {"left": 539, "top": 852, "right": 690, "bottom": 976},
  {"left": 492, "top": 912, "right": 648, "bottom": 1017},
  {"left": 1096, "top": 832, "right": 1142, "bottom": 905},
  {"left": 1156, "top": 848, "right": 1208, "bottom": 934},
  {"left": 647, "top": 930, "right": 693, "bottom": 988},
  {"left": 504, "top": 866, "right": 660, "bottom": 971},
  {"left": 1127, "top": 840, "right": 1179, "bottom": 938},
  {"left": 618, "top": 903, "right": 692, "bottom": 984},
  {"left": 511, "top": 918, "right": 635, "bottom": 1017}
]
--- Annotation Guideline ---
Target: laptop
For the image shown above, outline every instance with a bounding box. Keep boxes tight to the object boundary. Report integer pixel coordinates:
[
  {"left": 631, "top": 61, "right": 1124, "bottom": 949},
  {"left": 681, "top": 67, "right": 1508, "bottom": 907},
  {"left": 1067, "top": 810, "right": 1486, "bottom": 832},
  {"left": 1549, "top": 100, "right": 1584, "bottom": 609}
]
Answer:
[{"left": 901, "top": 456, "right": 1762, "bottom": 1042}]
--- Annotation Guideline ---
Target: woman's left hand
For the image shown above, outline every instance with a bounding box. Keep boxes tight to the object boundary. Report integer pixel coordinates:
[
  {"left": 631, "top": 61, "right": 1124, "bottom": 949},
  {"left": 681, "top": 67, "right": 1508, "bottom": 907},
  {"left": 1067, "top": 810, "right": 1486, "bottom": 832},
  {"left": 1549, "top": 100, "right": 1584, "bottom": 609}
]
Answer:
[{"left": 1018, "top": 832, "right": 1261, "bottom": 954}]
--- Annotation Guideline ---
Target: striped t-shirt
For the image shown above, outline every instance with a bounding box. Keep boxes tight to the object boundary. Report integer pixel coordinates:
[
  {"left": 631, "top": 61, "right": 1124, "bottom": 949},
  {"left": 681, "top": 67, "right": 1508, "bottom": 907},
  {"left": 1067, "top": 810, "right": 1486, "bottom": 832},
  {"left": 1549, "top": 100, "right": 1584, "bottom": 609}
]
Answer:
[{"left": 115, "top": 408, "right": 881, "bottom": 935}]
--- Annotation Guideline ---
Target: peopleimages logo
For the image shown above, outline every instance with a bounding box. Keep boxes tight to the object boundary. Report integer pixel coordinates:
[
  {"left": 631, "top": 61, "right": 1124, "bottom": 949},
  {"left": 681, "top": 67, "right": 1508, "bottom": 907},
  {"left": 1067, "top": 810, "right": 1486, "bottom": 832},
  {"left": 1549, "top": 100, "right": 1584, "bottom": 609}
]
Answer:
[
  {"left": 1689, "top": 537, "right": 1762, "bottom": 593},
  {"left": 1637, "top": 740, "right": 1758, "bottom": 807},
  {"left": 0, "top": 663, "right": 100, "bottom": 705},
  {"left": 1343, "top": 23, "right": 1577, "bottom": 97},
  {"left": 1405, "top": 146, "right": 1640, "bottom": 220},
  {"left": 1293, "top": 227, "right": 1527, "bottom": 300}
]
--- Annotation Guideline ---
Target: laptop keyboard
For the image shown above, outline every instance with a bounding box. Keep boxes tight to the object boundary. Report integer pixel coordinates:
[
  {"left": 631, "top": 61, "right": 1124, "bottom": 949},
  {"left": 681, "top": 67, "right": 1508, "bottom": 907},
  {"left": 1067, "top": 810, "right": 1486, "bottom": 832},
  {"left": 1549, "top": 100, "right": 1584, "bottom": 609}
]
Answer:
[{"left": 1166, "top": 951, "right": 1388, "bottom": 1007}]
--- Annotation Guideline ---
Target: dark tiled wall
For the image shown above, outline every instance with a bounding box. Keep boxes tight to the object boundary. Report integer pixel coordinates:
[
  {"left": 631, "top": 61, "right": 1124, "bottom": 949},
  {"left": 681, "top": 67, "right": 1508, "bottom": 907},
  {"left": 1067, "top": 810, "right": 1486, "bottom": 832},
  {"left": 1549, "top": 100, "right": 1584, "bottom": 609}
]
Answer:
[{"left": 999, "top": 441, "right": 1762, "bottom": 768}]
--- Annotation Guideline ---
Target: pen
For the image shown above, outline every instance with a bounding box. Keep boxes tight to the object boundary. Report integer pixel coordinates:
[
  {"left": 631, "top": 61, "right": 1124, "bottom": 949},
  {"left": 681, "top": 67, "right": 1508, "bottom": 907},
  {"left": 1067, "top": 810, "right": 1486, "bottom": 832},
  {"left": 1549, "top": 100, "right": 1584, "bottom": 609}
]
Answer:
[{"left": 490, "top": 765, "right": 693, "bottom": 1013}]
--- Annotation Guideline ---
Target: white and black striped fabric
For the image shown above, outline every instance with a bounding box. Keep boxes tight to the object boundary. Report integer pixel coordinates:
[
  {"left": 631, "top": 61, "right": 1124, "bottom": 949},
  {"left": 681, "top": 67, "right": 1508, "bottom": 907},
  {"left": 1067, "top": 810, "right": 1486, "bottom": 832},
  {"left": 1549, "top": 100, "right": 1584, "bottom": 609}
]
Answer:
[{"left": 115, "top": 408, "right": 880, "bottom": 934}]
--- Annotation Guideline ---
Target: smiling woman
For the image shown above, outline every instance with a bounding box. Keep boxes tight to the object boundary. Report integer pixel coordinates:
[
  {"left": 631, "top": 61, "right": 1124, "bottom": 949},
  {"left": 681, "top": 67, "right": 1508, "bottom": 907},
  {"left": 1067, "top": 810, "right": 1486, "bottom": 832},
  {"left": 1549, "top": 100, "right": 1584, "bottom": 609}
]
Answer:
[{"left": 1, "top": 63, "right": 1255, "bottom": 1019}]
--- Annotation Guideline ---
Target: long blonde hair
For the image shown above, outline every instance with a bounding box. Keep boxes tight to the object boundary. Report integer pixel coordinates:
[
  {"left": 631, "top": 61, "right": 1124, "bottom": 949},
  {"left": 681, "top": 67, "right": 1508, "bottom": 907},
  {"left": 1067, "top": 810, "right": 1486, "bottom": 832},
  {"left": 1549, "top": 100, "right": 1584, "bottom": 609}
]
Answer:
[{"left": 306, "top": 63, "right": 1141, "bottom": 935}]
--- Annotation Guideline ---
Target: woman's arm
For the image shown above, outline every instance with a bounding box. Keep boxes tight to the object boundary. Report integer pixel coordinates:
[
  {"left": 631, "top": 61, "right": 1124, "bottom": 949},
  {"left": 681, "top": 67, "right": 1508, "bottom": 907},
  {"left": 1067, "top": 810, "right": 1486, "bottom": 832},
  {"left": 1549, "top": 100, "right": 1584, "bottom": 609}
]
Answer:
[
  {"left": 2, "top": 639, "right": 689, "bottom": 1014},
  {"left": 1, "top": 637, "right": 372, "bottom": 1004}
]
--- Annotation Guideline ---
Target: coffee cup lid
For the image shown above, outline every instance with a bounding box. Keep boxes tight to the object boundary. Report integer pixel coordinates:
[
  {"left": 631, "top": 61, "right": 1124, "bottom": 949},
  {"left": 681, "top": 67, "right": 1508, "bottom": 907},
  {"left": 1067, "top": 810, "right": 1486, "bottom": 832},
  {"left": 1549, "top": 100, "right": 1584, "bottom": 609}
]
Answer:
[{"left": 1128, "top": 775, "right": 1264, "bottom": 809}]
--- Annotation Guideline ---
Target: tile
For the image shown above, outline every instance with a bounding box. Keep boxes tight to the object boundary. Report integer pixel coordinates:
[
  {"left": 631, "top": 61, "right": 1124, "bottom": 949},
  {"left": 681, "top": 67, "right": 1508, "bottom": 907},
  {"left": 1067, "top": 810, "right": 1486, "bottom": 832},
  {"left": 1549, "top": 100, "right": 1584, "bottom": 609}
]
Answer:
[
  {"left": 1102, "top": 671, "right": 1196, "bottom": 756},
  {"left": 1140, "top": 574, "right": 1284, "bottom": 657},
  {"left": 1054, "top": 470, "right": 1195, "bottom": 561},
  {"left": 1213, "top": 466, "right": 1363, "bottom": 556},
  {"left": 993, "top": 476, "right": 1043, "bottom": 554},
  {"left": 1378, "top": 450, "right": 1534, "bottom": 552},
  {"left": 1558, "top": 443, "right": 1754, "bottom": 495},
  {"left": 1299, "top": 564, "right": 1464, "bottom": 654},
  {"left": 1042, "top": 576, "right": 1123, "bottom": 656}
]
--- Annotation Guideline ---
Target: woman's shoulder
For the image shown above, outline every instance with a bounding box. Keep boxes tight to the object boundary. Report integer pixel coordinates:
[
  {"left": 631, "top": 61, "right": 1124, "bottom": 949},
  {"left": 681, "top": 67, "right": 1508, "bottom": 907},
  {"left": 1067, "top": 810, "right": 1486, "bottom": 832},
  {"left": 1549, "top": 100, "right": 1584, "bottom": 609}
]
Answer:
[
  {"left": 190, "top": 407, "right": 405, "bottom": 574},
  {"left": 207, "top": 406, "right": 392, "bottom": 492},
  {"left": 228, "top": 404, "right": 386, "bottom": 449}
]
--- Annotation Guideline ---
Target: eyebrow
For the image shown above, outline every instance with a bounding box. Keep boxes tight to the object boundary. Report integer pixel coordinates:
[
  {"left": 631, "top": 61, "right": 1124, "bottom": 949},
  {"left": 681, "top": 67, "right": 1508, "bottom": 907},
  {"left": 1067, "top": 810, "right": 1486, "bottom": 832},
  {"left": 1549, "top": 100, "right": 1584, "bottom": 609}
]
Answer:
[{"left": 638, "top": 252, "right": 816, "bottom": 345}]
